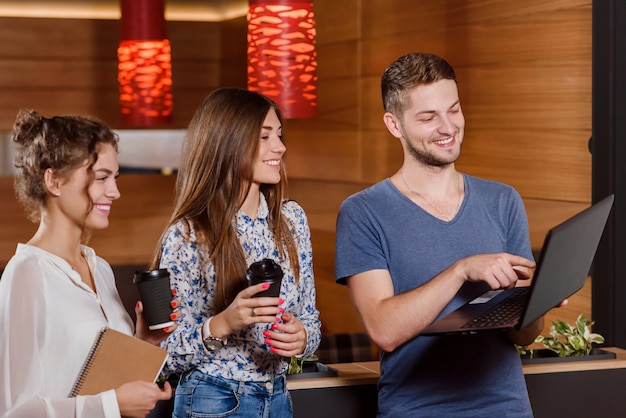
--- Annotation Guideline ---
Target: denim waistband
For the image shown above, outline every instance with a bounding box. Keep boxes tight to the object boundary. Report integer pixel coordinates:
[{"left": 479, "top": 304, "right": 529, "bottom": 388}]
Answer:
[{"left": 182, "top": 369, "right": 287, "bottom": 396}]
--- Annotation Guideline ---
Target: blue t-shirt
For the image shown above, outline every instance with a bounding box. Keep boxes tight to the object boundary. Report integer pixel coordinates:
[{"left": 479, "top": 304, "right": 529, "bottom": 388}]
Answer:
[{"left": 335, "top": 174, "right": 534, "bottom": 417}]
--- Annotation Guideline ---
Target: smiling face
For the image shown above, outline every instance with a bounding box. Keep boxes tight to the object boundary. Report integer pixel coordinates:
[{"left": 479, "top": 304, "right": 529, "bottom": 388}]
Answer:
[
  {"left": 86, "top": 143, "right": 121, "bottom": 230},
  {"left": 385, "top": 79, "right": 465, "bottom": 168},
  {"left": 57, "top": 142, "right": 120, "bottom": 231},
  {"left": 252, "top": 108, "right": 286, "bottom": 186}
]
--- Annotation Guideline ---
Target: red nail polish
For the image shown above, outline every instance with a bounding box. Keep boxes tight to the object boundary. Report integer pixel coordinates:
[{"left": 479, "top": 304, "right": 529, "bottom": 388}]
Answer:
[
  {"left": 274, "top": 317, "right": 280, "bottom": 322},
  {"left": 271, "top": 347, "right": 277, "bottom": 353},
  {"left": 279, "top": 307, "right": 285, "bottom": 313},
  {"left": 263, "top": 330, "right": 271, "bottom": 337},
  {"left": 279, "top": 298, "right": 284, "bottom": 304},
  {"left": 172, "top": 289, "right": 177, "bottom": 295},
  {"left": 262, "top": 283, "right": 270, "bottom": 289},
  {"left": 163, "top": 327, "right": 170, "bottom": 332},
  {"left": 170, "top": 313, "right": 177, "bottom": 320},
  {"left": 265, "top": 338, "right": 272, "bottom": 345},
  {"left": 272, "top": 323, "right": 279, "bottom": 329},
  {"left": 170, "top": 301, "right": 177, "bottom": 308}
]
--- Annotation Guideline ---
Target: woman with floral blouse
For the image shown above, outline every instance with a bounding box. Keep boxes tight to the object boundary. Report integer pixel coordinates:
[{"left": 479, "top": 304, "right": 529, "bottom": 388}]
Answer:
[{"left": 151, "top": 88, "right": 321, "bottom": 418}]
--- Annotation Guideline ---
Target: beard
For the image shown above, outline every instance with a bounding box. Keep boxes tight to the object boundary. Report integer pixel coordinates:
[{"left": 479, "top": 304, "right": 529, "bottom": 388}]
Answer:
[{"left": 406, "top": 140, "right": 462, "bottom": 167}]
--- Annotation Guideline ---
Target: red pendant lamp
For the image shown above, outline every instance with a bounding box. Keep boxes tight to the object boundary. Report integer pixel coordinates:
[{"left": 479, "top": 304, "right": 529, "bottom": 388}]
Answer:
[
  {"left": 118, "top": 0, "right": 173, "bottom": 127},
  {"left": 247, "top": 0, "right": 318, "bottom": 119}
]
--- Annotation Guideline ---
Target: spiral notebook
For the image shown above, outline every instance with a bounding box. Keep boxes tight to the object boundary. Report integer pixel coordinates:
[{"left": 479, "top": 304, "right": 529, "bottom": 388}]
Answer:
[{"left": 69, "top": 327, "right": 169, "bottom": 396}]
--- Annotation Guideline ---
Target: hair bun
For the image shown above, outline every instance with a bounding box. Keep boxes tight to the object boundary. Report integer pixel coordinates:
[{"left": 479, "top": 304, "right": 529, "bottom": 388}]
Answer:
[{"left": 11, "top": 109, "right": 45, "bottom": 146}]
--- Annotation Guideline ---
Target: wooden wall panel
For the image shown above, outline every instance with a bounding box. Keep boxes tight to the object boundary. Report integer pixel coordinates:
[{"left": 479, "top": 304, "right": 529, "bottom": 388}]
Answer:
[
  {"left": 279, "top": 0, "right": 361, "bottom": 188},
  {"left": 0, "top": 17, "right": 118, "bottom": 59},
  {"left": 360, "top": 0, "right": 590, "bottom": 42},
  {"left": 361, "top": 131, "right": 404, "bottom": 184},
  {"left": 0, "top": 17, "right": 118, "bottom": 128},
  {"left": 288, "top": 179, "right": 368, "bottom": 333},
  {"left": 524, "top": 198, "right": 589, "bottom": 249},
  {"left": 317, "top": 42, "right": 360, "bottom": 79},
  {"left": 88, "top": 174, "right": 176, "bottom": 265},
  {"left": 310, "top": 229, "right": 363, "bottom": 334},
  {"left": 458, "top": 128, "right": 591, "bottom": 202},
  {"left": 0, "top": 60, "right": 116, "bottom": 88},
  {"left": 0, "top": 89, "right": 120, "bottom": 129},
  {"left": 0, "top": 177, "right": 37, "bottom": 265},
  {"left": 286, "top": 77, "right": 359, "bottom": 130},
  {"left": 360, "top": 13, "right": 591, "bottom": 73},
  {"left": 285, "top": 130, "right": 361, "bottom": 181},
  {"left": 313, "top": 0, "right": 360, "bottom": 45},
  {"left": 355, "top": 1, "right": 592, "bottom": 200},
  {"left": 0, "top": 174, "right": 176, "bottom": 267},
  {"left": 218, "top": 16, "right": 248, "bottom": 88},
  {"left": 0, "top": 17, "right": 225, "bottom": 130},
  {"left": 457, "top": 65, "right": 591, "bottom": 131}
]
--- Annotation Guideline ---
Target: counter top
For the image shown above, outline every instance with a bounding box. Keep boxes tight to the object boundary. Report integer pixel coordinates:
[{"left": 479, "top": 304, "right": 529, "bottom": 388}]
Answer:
[
  {"left": 287, "top": 347, "right": 626, "bottom": 390},
  {"left": 287, "top": 361, "right": 379, "bottom": 390},
  {"left": 522, "top": 346, "right": 626, "bottom": 375}
]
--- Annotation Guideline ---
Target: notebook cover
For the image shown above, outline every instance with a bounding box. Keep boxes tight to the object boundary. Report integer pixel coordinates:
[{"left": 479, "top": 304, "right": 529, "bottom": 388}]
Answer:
[{"left": 70, "top": 327, "right": 168, "bottom": 396}]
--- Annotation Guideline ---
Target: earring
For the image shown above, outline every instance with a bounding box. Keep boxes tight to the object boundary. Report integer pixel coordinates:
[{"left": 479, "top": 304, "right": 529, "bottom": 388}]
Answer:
[{"left": 54, "top": 191, "right": 60, "bottom": 197}]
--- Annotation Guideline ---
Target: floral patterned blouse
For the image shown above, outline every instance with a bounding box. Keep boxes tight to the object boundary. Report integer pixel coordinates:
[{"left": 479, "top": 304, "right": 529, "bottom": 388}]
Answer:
[{"left": 158, "top": 195, "right": 321, "bottom": 382}]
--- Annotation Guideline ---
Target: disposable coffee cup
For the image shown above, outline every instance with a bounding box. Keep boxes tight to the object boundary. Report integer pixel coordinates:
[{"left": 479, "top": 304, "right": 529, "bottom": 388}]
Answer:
[
  {"left": 246, "top": 258, "right": 283, "bottom": 298},
  {"left": 133, "top": 269, "right": 175, "bottom": 330}
]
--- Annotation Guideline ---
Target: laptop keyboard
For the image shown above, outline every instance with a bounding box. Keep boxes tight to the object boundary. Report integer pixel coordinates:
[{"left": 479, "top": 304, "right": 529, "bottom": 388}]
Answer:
[{"left": 461, "top": 287, "right": 530, "bottom": 329}]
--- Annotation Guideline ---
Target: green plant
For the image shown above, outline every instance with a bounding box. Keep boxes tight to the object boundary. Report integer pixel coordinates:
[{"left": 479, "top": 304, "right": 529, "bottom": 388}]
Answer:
[
  {"left": 534, "top": 314, "right": 605, "bottom": 357},
  {"left": 288, "top": 354, "right": 319, "bottom": 374},
  {"left": 515, "top": 343, "right": 534, "bottom": 358}
]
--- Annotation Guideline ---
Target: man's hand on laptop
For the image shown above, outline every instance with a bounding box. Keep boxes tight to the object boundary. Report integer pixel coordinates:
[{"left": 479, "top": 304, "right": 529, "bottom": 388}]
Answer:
[
  {"left": 512, "top": 265, "right": 534, "bottom": 288},
  {"left": 512, "top": 265, "right": 533, "bottom": 278},
  {"left": 457, "top": 253, "right": 536, "bottom": 290}
]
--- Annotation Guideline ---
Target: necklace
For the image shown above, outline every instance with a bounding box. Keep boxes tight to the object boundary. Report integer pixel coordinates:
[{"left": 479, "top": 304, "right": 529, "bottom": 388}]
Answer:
[{"left": 399, "top": 170, "right": 463, "bottom": 221}]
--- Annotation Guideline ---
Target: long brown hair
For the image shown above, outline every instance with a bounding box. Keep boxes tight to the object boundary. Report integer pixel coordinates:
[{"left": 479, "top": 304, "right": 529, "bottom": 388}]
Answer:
[{"left": 151, "top": 88, "right": 299, "bottom": 313}]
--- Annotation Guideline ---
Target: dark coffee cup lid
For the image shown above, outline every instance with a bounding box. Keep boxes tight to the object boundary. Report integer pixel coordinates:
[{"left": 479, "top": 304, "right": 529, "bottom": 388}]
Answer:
[
  {"left": 133, "top": 268, "right": 170, "bottom": 283},
  {"left": 246, "top": 258, "right": 283, "bottom": 280}
]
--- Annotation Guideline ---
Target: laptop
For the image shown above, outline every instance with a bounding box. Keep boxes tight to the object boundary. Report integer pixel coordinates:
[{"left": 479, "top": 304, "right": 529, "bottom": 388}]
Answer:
[{"left": 421, "top": 194, "right": 614, "bottom": 335}]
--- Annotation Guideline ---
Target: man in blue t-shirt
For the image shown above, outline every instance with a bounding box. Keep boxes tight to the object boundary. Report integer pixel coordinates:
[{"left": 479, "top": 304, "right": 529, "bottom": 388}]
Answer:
[{"left": 335, "top": 52, "right": 551, "bottom": 417}]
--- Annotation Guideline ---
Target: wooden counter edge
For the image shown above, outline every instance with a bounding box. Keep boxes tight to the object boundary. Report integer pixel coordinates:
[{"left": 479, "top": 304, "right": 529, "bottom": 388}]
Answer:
[
  {"left": 522, "top": 347, "right": 626, "bottom": 375},
  {"left": 287, "top": 349, "right": 626, "bottom": 389},
  {"left": 286, "top": 362, "right": 380, "bottom": 390}
]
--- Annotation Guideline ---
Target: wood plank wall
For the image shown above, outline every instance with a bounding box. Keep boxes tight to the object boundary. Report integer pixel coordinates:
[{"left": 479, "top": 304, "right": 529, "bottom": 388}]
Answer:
[
  {"left": 0, "top": 17, "right": 243, "bottom": 129},
  {"left": 0, "top": 0, "right": 593, "bottom": 338}
]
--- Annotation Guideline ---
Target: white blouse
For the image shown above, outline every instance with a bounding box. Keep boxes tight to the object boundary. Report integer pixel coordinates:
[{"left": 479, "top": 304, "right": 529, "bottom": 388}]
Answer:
[{"left": 0, "top": 244, "right": 134, "bottom": 418}]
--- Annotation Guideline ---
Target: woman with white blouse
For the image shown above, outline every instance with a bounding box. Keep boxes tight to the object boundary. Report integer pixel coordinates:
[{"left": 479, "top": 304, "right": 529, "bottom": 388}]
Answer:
[
  {"left": 0, "top": 110, "right": 176, "bottom": 418},
  {"left": 151, "top": 88, "right": 322, "bottom": 418}
]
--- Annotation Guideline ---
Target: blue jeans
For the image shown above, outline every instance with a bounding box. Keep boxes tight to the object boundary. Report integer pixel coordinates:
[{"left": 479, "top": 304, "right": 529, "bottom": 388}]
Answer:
[{"left": 173, "top": 370, "right": 293, "bottom": 418}]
